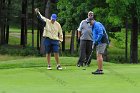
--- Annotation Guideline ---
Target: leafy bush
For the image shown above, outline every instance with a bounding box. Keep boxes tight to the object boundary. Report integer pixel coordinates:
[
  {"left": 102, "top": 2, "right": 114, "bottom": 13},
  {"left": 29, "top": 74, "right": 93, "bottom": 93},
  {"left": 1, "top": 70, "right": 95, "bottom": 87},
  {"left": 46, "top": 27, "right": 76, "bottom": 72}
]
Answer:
[{"left": 111, "top": 31, "right": 126, "bottom": 49}]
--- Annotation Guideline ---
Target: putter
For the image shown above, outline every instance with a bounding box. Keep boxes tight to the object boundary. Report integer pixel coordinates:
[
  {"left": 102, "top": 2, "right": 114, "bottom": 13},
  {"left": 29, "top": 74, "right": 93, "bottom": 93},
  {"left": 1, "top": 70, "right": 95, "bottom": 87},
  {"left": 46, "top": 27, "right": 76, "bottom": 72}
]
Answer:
[{"left": 83, "top": 44, "right": 95, "bottom": 70}]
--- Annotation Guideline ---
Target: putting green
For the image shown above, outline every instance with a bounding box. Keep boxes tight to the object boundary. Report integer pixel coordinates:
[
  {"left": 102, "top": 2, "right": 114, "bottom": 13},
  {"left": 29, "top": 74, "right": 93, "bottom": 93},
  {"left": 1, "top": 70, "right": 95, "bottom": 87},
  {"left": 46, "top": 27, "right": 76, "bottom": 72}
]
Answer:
[{"left": 0, "top": 57, "right": 140, "bottom": 93}]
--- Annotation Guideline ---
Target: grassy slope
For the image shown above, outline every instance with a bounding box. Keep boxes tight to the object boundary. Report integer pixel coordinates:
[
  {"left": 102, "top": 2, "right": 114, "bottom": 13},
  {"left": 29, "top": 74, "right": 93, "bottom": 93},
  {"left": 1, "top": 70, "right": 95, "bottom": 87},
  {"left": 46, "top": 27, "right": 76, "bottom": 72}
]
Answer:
[{"left": 0, "top": 57, "right": 140, "bottom": 93}]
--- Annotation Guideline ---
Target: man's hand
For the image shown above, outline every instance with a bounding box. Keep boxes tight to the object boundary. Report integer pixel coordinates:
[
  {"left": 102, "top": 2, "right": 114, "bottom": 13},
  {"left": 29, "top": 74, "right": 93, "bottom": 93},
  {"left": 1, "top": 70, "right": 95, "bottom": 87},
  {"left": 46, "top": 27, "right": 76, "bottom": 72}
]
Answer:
[
  {"left": 92, "top": 42, "right": 97, "bottom": 49},
  {"left": 59, "top": 41, "right": 62, "bottom": 44},
  {"left": 35, "top": 8, "right": 39, "bottom": 14},
  {"left": 94, "top": 41, "right": 98, "bottom": 46},
  {"left": 92, "top": 44, "right": 95, "bottom": 49}
]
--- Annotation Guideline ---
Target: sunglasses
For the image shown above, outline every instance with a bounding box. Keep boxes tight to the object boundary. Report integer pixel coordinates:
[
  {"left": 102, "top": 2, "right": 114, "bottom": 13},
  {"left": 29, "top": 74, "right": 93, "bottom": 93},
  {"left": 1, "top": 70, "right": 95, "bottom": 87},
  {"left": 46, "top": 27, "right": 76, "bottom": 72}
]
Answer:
[{"left": 88, "top": 15, "right": 93, "bottom": 16}]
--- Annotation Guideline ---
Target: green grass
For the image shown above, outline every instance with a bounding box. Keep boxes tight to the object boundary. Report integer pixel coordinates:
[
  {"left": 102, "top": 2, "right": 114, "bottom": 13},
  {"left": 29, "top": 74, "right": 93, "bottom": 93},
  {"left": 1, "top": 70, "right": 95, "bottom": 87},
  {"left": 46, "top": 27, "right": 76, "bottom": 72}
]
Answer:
[
  {"left": 10, "top": 27, "right": 21, "bottom": 33},
  {"left": 0, "top": 57, "right": 140, "bottom": 93},
  {"left": 8, "top": 36, "right": 20, "bottom": 45},
  {"left": 0, "top": 55, "right": 32, "bottom": 62}
]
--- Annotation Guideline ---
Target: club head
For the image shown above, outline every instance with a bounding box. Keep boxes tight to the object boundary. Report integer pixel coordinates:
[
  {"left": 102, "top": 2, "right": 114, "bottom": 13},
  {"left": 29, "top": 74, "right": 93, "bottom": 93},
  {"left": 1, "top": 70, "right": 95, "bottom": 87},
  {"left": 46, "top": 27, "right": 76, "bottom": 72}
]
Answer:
[{"left": 82, "top": 68, "right": 86, "bottom": 70}]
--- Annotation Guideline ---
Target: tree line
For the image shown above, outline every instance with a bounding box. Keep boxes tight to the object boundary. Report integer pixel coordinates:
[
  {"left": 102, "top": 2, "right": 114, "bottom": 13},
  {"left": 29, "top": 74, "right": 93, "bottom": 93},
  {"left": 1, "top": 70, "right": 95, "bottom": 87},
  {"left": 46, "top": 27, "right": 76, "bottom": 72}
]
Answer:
[{"left": 0, "top": 0, "right": 140, "bottom": 63}]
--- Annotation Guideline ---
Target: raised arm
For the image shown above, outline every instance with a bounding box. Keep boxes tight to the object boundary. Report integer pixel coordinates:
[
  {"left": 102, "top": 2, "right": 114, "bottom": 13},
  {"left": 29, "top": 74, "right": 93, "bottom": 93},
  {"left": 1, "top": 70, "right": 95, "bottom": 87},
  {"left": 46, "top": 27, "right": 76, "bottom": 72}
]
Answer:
[{"left": 35, "top": 8, "right": 46, "bottom": 23}]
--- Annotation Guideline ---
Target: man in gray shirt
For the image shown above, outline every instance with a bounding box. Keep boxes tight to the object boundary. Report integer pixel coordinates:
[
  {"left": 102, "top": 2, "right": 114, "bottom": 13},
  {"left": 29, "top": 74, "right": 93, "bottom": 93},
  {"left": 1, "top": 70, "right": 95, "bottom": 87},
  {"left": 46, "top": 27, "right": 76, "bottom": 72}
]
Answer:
[{"left": 77, "top": 11, "right": 93, "bottom": 67}]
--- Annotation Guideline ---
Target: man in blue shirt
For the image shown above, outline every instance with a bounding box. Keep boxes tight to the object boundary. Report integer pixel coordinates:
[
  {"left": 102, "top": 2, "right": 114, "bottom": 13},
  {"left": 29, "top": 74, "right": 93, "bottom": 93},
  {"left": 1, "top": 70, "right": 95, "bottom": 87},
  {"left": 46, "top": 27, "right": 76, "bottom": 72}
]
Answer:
[{"left": 91, "top": 19, "right": 109, "bottom": 74}]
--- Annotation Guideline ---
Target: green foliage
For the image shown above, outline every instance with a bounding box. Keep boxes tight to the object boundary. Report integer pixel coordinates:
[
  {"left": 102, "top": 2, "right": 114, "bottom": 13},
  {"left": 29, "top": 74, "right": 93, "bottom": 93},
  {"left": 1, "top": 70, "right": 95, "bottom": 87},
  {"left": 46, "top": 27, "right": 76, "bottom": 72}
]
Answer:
[
  {"left": 57, "top": 0, "right": 94, "bottom": 32},
  {"left": 92, "top": 8, "right": 108, "bottom": 22},
  {"left": 112, "top": 31, "right": 126, "bottom": 49},
  {"left": 107, "top": 16, "right": 122, "bottom": 27},
  {"left": 108, "top": 47, "right": 126, "bottom": 63},
  {"left": 106, "top": 0, "right": 128, "bottom": 15},
  {"left": 106, "top": 0, "right": 140, "bottom": 22}
]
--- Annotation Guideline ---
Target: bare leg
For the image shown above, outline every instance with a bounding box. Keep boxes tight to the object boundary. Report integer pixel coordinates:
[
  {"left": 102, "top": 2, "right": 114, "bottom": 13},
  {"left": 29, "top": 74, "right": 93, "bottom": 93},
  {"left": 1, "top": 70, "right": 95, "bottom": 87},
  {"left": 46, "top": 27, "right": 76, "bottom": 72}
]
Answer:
[
  {"left": 54, "top": 53, "right": 60, "bottom": 65},
  {"left": 54, "top": 53, "right": 62, "bottom": 70},
  {"left": 97, "top": 53, "right": 103, "bottom": 70},
  {"left": 46, "top": 53, "right": 51, "bottom": 66}
]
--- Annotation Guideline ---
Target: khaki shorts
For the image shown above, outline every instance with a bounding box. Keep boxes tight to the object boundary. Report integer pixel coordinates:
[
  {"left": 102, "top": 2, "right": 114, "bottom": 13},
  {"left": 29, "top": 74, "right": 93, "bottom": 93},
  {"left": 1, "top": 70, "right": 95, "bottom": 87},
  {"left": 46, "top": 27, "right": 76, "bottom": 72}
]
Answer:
[{"left": 95, "top": 43, "right": 107, "bottom": 54}]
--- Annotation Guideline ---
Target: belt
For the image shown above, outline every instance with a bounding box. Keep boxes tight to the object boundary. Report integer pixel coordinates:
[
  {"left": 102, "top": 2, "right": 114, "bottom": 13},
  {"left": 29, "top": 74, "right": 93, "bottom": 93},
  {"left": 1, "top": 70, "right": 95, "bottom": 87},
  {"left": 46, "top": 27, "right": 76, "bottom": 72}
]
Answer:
[{"left": 43, "top": 37, "right": 50, "bottom": 39}]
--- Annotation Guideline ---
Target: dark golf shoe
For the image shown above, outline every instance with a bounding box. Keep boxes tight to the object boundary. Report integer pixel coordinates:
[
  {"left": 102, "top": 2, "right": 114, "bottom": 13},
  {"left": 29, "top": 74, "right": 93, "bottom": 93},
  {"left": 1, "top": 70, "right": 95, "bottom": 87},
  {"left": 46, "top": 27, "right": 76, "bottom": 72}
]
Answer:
[
  {"left": 76, "top": 63, "right": 84, "bottom": 67},
  {"left": 92, "top": 69, "right": 104, "bottom": 75},
  {"left": 77, "top": 64, "right": 81, "bottom": 67}
]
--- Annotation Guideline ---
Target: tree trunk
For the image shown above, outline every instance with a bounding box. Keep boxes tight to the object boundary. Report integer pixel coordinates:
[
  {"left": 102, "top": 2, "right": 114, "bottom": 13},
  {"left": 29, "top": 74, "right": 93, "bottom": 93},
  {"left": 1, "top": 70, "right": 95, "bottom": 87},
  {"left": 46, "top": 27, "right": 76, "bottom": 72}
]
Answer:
[
  {"left": 31, "top": 0, "right": 34, "bottom": 47},
  {"left": 0, "top": 0, "right": 2, "bottom": 44},
  {"left": 0, "top": 0, "right": 6, "bottom": 45},
  {"left": 130, "top": 3, "right": 138, "bottom": 64},
  {"left": 37, "top": 19, "right": 40, "bottom": 50},
  {"left": 6, "top": 23, "right": 9, "bottom": 44},
  {"left": 0, "top": 24, "right": 5, "bottom": 45},
  {"left": 0, "top": 27, "right": 1, "bottom": 44},
  {"left": 0, "top": 0, "right": 1, "bottom": 44},
  {"left": 76, "top": 30, "right": 79, "bottom": 52},
  {"left": 70, "top": 30, "right": 75, "bottom": 54},
  {"left": 39, "top": 0, "right": 50, "bottom": 54},
  {"left": 5, "top": 0, "right": 11, "bottom": 44},
  {"left": 3, "top": 24, "right": 6, "bottom": 44},
  {"left": 62, "top": 31, "right": 65, "bottom": 51},
  {"left": 125, "top": 17, "right": 128, "bottom": 62},
  {"left": 3, "top": 0, "right": 6, "bottom": 45},
  {"left": 45, "top": 0, "right": 50, "bottom": 18},
  {"left": 21, "top": 0, "right": 28, "bottom": 47},
  {"left": 21, "top": 0, "right": 24, "bottom": 46}
]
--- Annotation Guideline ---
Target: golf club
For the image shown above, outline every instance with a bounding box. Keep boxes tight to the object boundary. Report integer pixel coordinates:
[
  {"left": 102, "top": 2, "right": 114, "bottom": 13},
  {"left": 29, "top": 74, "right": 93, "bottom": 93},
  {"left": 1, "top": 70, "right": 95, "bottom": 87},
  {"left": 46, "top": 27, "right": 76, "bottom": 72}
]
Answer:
[{"left": 83, "top": 44, "right": 95, "bottom": 70}]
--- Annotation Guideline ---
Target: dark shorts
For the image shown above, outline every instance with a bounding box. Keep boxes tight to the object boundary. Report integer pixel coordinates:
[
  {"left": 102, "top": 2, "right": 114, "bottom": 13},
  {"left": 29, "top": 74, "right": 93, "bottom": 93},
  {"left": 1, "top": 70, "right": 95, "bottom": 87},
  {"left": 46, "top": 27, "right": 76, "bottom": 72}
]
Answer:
[{"left": 44, "top": 37, "right": 59, "bottom": 54}]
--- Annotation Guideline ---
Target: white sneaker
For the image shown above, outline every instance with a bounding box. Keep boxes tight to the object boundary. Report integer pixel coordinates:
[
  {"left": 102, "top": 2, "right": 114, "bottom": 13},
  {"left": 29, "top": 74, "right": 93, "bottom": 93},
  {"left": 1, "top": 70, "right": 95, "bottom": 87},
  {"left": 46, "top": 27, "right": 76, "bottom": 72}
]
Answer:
[
  {"left": 57, "top": 65, "right": 62, "bottom": 70},
  {"left": 47, "top": 65, "right": 52, "bottom": 70}
]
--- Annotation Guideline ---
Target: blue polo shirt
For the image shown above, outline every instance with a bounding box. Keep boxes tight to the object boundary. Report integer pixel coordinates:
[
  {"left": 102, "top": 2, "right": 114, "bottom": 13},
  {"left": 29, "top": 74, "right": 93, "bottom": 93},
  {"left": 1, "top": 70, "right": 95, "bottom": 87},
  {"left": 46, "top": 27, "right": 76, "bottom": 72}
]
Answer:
[{"left": 92, "top": 21, "right": 109, "bottom": 44}]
